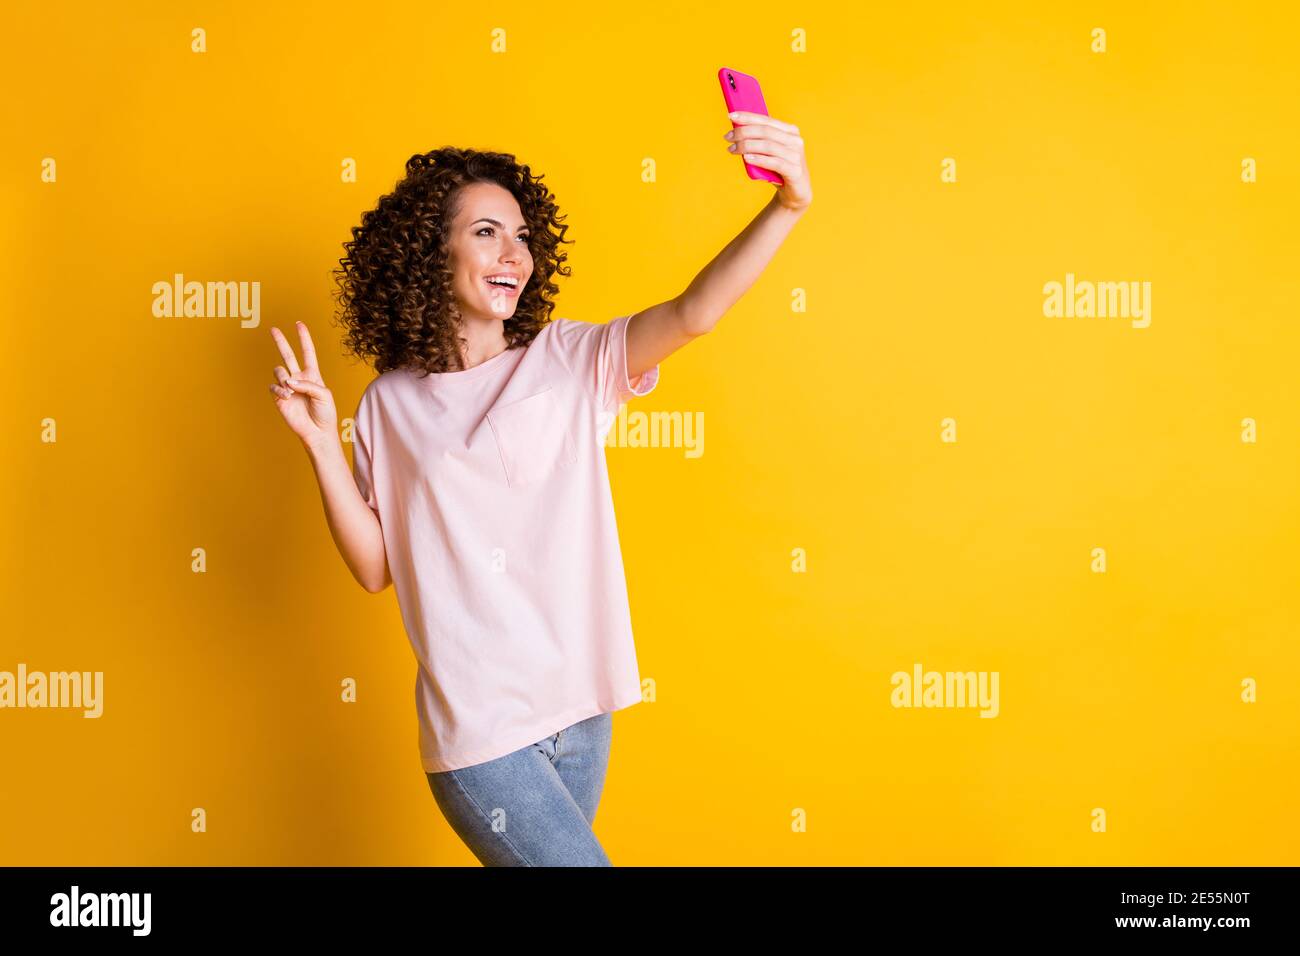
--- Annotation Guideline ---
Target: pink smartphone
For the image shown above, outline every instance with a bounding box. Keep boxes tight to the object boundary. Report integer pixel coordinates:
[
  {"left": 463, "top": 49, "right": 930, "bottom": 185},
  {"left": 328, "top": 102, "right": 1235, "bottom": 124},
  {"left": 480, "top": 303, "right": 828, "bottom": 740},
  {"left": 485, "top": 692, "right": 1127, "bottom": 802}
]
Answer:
[{"left": 718, "top": 67, "right": 784, "bottom": 186}]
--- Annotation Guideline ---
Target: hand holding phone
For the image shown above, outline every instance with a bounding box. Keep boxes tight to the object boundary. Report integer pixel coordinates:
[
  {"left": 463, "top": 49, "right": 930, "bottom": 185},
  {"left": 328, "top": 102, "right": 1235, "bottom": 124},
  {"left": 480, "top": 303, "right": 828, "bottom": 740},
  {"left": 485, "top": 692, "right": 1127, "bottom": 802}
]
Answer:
[{"left": 718, "top": 67, "right": 785, "bottom": 186}]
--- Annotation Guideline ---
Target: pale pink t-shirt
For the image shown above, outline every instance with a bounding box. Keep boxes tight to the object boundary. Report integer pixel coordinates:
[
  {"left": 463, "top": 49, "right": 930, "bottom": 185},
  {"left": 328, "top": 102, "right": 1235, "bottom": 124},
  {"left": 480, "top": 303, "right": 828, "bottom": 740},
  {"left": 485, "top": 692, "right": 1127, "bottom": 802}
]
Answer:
[{"left": 350, "top": 313, "right": 659, "bottom": 773}]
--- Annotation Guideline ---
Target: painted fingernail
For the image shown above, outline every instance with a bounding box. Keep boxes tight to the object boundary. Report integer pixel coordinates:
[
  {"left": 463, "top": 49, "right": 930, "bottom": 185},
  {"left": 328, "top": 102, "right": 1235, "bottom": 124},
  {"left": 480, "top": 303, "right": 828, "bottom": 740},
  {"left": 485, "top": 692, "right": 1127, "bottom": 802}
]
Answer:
[{"left": 728, "top": 144, "right": 736, "bottom": 152}]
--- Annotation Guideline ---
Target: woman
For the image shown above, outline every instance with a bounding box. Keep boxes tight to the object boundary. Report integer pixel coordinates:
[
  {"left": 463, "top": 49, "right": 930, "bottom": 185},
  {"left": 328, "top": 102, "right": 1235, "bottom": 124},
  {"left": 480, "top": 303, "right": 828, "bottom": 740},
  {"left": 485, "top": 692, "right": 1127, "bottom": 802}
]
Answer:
[{"left": 266, "top": 116, "right": 811, "bottom": 866}]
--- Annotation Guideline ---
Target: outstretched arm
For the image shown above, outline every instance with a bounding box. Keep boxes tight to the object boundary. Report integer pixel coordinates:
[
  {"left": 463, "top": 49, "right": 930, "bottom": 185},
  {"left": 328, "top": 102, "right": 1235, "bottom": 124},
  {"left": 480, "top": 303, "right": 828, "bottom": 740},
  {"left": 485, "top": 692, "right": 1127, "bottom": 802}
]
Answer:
[{"left": 625, "top": 110, "right": 813, "bottom": 380}]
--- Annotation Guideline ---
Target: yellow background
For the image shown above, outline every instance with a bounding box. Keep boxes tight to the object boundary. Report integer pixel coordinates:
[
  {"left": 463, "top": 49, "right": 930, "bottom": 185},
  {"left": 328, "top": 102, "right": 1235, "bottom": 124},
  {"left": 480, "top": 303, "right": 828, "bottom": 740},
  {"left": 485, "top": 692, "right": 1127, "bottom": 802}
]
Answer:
[{"left": 3, "top": 1, "right": 1297, "bottom": 865}]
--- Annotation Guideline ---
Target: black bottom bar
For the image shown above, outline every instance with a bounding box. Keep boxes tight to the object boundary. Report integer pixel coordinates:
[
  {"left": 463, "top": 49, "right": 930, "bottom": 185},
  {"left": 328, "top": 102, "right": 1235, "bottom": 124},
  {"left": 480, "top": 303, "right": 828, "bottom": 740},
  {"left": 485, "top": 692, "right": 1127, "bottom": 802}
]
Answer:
[{"left": 1, "top": 866, "right": 1290, "bottom": 942}]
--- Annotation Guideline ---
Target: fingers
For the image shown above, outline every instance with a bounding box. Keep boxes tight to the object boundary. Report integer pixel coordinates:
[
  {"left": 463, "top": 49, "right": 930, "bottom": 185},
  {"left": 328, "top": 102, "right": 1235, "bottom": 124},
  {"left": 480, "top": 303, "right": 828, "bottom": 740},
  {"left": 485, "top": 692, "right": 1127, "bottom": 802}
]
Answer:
[
  {"left": 730, "top": 127, "right": 801, "bottom": 149},
  {"left": 282, "top": 376, "right": 328, "bottom": 400},
  {"left": 268, "top": 376, "right": 328, "bottom": 403},
  {"left": 739, "top": 152, "right": 795, "bottom": 178},
  {"left": 269, "top": 364, "right": 309, "bottom": 402},
  {"left": 726, "top": 126, "right": 804, "bottom": 170},
  {"left": 270, "top": 325, "right": 303, "bottom": 378},
  {"left": 295, "top": 321, "right": 320, "bottom": 375},
  {"left": 730, "top": 111, "right": 800, "bottom": 135},
  {"left": 730, "top": 135, "right": 797, "bottom": 161},
  {"left": 730, "top": 139, "right": 800, "bottom": 176},
  {"left": 269, "top": 356, "right": 329, "bottom": 402},
  {"left": 270, "top": 365, "right": 295, "bottom": 400}
]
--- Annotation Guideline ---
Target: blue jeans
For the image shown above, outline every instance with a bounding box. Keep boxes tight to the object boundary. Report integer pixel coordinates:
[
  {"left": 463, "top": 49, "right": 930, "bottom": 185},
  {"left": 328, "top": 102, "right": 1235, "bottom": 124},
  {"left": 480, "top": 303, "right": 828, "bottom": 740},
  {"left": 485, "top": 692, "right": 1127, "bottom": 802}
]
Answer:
[{"left": 425, "top": 712, "right": 614, "bottom": 866}]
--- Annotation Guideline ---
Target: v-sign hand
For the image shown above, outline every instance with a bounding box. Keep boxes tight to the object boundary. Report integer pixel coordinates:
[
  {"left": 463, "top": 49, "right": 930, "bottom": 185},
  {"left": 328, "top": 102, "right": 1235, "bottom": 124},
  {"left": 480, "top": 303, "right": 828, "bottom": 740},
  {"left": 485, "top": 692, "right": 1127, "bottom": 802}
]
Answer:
[{"left": 268, "top": 321, "right": 338, "bottom": 450}]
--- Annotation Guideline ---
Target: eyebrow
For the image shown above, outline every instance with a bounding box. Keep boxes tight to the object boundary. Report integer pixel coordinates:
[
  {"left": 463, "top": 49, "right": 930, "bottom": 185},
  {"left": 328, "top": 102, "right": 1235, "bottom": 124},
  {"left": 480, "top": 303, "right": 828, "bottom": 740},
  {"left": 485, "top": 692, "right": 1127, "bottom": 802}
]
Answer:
[{"left": 471, "top": 218, "right": 529, "bottom": 231}]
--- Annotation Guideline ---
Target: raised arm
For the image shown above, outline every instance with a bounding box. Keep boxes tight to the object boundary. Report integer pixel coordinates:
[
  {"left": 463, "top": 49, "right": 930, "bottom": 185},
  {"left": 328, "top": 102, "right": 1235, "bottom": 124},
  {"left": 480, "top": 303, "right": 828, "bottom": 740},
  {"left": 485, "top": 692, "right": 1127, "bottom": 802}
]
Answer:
[
  {"left": 625, "top": 109, "right": 812, "bottom": 380},
  {"left": 267, "top": 322, "right": 391, "bottom": 594}
]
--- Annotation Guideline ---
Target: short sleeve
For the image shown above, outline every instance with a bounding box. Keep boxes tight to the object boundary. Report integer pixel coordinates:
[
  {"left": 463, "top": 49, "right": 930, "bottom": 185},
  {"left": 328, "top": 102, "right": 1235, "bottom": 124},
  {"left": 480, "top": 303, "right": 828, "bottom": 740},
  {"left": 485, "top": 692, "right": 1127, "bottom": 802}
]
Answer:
[
  {"left": 549, "top": 313, "right": 660, "bottom": 413},
  {"left": 351, "top": 396, "right": 380, "bottom": 514}
]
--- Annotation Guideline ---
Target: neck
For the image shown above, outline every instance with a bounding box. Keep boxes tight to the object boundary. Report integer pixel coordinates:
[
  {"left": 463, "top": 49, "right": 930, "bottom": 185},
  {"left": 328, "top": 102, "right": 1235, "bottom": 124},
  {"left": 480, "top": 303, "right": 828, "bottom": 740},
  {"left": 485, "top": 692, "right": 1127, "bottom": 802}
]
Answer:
[{"left": 456, "top": 315, "right": 509, "bottom": 368}]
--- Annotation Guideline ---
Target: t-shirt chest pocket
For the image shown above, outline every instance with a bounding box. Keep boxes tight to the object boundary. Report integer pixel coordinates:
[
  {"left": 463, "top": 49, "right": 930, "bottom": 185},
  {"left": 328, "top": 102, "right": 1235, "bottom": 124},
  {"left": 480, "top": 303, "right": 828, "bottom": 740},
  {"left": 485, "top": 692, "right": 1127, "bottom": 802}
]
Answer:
[{"left": 485, "top": 386, "right": 578, "bottom": 487}]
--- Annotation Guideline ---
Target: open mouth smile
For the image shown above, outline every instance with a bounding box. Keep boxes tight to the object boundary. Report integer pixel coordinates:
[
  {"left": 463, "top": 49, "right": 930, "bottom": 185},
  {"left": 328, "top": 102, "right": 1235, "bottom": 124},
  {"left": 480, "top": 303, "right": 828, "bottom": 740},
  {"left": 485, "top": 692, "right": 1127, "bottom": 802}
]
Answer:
[{"left": 483, "top": 274, "right": 522, "bottom": 298}]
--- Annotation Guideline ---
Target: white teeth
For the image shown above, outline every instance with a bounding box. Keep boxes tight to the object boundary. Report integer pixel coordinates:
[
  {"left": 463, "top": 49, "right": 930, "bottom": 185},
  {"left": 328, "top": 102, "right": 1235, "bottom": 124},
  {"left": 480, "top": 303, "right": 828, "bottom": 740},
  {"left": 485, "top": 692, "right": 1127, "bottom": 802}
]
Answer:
[{"left": 486, "top": 276, "right": 518, "bottom": 287}]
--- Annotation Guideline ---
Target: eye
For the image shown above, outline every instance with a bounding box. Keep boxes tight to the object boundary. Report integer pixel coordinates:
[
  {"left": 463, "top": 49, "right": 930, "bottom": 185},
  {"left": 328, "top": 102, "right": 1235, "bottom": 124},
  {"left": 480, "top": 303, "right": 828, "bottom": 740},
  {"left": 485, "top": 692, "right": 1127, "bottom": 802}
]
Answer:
[{"left": 477, "top": 226, "right": 531, "bottom": 242}]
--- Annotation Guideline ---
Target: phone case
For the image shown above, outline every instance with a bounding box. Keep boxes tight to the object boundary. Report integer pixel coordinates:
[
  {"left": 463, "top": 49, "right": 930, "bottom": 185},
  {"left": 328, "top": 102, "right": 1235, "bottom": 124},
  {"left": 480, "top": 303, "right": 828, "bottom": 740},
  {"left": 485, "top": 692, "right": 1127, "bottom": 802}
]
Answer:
[{"left": 718, "top": 67, "right": 784, "bottom": 186}]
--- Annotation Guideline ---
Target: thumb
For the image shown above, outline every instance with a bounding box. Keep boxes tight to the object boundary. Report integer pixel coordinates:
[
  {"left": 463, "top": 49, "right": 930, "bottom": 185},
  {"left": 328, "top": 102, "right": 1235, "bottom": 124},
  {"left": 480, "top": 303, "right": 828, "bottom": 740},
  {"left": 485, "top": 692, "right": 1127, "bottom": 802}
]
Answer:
[{"left": 285, "top": 377, "right": 329, "bottom": 399}]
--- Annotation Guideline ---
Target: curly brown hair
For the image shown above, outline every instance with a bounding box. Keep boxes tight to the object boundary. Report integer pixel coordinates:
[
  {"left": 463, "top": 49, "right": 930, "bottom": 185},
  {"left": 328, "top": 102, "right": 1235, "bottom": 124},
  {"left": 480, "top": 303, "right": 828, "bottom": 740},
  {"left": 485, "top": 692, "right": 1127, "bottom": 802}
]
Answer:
[{"left": 333, "top": 146, "right": 573, "bottom": 376}]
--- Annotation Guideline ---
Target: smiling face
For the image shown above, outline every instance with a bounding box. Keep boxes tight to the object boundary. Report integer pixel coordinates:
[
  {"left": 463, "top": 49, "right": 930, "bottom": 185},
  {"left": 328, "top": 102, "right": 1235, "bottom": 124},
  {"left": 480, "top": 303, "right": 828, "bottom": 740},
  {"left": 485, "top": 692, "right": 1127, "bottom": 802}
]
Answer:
[{"left": 446, "top": 181, "right": 535, "bottom": 324}]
